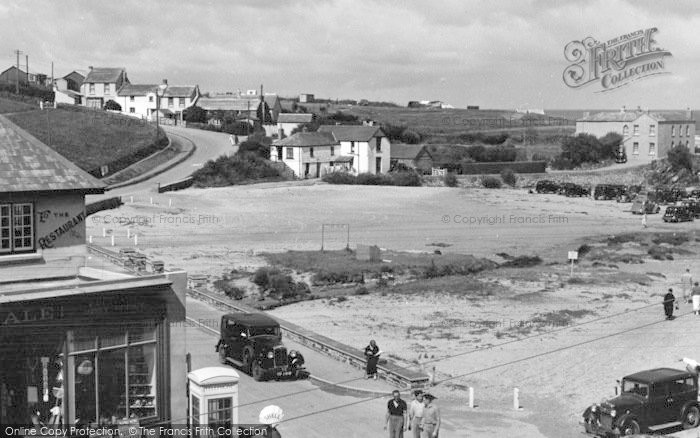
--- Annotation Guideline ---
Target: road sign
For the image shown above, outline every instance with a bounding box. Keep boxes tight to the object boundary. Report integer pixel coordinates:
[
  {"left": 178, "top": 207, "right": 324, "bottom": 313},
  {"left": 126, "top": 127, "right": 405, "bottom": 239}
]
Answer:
[{"left": 568, "top": 251, "right": 578, "bottom": 260}]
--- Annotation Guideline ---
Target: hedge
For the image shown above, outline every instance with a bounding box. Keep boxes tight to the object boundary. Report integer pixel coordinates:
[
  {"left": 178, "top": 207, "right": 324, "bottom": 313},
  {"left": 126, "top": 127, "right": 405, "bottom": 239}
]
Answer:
[{"left": 460, "top": 161, "right": 546, "bottom": 174}]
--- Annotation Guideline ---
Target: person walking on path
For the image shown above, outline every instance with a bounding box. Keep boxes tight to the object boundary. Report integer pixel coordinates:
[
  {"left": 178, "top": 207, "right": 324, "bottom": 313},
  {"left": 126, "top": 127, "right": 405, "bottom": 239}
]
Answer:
[
  {"left": 664, "top": 288, "right": 678, "bottom": 320},
  {"left": 384, "top": 390, "right": 408, "bottom": 438},
  {"left": 681, "top": 269, "right": 693, "bottom": 303},
  {"left": 692, "top": 282, "right": 700, "bottom": 315},
  {"left": 365, "top": 339, "right": 381, "bottom": 379},
  {"left": 641, "top": 212, "right": 648, "bottom": 228},
  {"left": 419, "top": 393, "right": 441, "bottom": 438},
  {"left": 408, "top": 390, "right": 425, "bottom": 438}
]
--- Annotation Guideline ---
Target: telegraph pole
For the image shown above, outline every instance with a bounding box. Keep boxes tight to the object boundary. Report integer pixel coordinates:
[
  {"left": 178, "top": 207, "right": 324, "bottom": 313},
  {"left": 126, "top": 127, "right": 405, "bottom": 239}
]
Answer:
[
  {"left": 51, "top": 61, "right": 54, "bottom": 85},
  {"left": 14, "top": 49, "right": 22, "bottom": 93},
  {"left": 25, "top": 54, "right": 29, "bottom": 84}
]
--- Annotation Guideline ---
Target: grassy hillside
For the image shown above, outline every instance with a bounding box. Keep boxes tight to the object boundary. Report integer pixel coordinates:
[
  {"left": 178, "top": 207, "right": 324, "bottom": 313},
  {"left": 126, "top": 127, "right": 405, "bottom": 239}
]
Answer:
[
  {"left": 5, "top": 101, "right": 167, "bottom": 176},
  {"left": 0, "top": 97, "right": 35, "bottom": 114}
]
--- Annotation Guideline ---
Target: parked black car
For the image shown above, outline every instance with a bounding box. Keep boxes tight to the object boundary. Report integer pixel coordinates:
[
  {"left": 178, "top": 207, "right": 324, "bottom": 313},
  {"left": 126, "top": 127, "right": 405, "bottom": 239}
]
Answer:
[
  {"left": 594, "top": 184, "right": 625, "bottom": 200},
  {"left": 615, "top": 149, "right": 627, "bottom": 163},
  {"left": 652, "top": 188, "right": 686, "bottom": 205},
  {"left": 616, "top": 185, "right": 642, "bottom": 203},
  {"left": 682, "top": 200, "right": 700, "bottom": 218},
  {"left": 663, "top": 206, "right": 694, "bottom": 223},
  {"left": 535, "top": 180, "right": 560, "bottom": 194},
  {"left": 216, "top": 312, "right": 307, "bottom": 381},
  {"left": 583, "top": 368, "right": 700, "bottom": 436},
  {"left": 560, "top": 182, "right": 590, "bottom": 197}
]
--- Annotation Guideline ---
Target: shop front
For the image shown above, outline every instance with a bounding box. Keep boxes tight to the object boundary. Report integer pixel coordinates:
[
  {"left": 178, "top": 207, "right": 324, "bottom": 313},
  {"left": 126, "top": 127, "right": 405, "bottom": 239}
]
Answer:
[{"left": 0, "top": 283, "right": 183, "bottom": 431}]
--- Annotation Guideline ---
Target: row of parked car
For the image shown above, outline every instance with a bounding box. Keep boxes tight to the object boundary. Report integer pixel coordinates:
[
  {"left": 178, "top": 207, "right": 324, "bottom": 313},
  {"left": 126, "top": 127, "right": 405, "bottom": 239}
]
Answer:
[{"left": 534, "top": 180, "right": 700, "bottom": 222}]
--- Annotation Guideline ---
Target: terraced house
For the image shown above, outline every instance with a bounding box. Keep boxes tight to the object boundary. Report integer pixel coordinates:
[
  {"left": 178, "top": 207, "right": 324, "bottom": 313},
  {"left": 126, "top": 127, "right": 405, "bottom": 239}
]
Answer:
[
  {"left": 576, "top": 108, "right": 696, "bottom": 164},
  {"left": 81, "top": 66, "right": 129, "bottom": 109},
  {"left": 117, "top": 80, "right": 200, "bottom": 121}
]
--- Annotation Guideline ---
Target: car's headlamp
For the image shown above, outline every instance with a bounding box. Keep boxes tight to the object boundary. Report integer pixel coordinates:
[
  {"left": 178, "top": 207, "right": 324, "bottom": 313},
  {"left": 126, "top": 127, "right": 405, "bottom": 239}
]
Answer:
[
  {"left": 267, "top": 351, "right": 274, "bottom": 359},
  {"left": 591, "top": 405, "right": 598, "bottom": 413},
  {"left": 289, "top": 350, "right": 297, "bottom": 357},
  {"left": 610, "top": 410, "right": 617, "bottom": 417}
]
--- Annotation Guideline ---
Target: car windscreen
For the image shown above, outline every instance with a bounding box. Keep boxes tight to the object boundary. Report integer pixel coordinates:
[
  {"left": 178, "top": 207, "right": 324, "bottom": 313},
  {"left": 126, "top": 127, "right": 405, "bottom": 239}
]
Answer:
[
  {"left": 622, "top": 380, "right": 649, "bottom": 397},
  {"left": 248, "top": 326, "right": 280, "bottom": 337}
]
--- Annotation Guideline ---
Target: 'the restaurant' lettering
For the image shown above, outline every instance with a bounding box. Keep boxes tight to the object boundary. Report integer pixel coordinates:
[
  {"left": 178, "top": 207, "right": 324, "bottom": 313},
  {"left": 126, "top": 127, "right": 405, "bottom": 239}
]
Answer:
[{"left": 38, "top": 212, "right": 85, "bottom": 249}]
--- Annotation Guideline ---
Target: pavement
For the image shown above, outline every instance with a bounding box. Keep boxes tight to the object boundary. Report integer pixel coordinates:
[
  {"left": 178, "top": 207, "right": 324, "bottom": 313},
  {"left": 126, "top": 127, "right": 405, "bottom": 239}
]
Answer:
[{"left": 186, "top": 297, "right": 400, "bottom": 396}]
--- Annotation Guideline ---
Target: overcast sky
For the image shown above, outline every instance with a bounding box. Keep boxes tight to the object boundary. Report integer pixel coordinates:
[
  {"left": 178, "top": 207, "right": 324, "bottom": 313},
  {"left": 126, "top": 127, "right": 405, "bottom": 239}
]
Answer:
[{"left": 1, "top": 0, "right": 699, "bottom": 109}]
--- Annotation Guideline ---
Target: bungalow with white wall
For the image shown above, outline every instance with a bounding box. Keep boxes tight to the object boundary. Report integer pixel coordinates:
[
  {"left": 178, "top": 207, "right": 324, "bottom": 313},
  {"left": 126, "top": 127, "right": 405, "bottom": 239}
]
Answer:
[
  {"left": 317, "top": 125, "right": 390, "bottom": 174},
  {"left": 117, "top": 80, "right": 200, "bottom": 121},
  {"left": 277, "top": 113, "right": 313, "bottom": 138}
]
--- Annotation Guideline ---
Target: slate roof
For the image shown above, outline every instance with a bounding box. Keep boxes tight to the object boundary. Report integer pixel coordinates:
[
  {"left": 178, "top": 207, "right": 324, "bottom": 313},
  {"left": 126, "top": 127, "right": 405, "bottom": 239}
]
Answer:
[
  {"left": 273, "top": 132, "right": 338, "bottom": 147},
  {"left": 578, "top": 110, "right": 694, "bottom": 123},
  {"left": 318, "top": 125, "right": 385, "bottom": 141},
  {"left": 277, "top": 113, "right": 313, "bottom": 123},
  {"left": 118, "top": 84, "right": 159, "bottom": 96},
  {"left": 63, "top": 71, "right": 84, "bottom": 83},
  {"left": 163, "top": 86, "right": 198, "bottom": 98},
  {"left": 198, "top": 97, "right": 260, "bottom": 112},
  {"left": 0, "top": 115, "right": 105, "bottom": 193},
  {"left": 390, "top": 144, "right": 430, "bottom": 160},
  {"left": 83, "top": 67, "right": 125, "bottom": 83}
]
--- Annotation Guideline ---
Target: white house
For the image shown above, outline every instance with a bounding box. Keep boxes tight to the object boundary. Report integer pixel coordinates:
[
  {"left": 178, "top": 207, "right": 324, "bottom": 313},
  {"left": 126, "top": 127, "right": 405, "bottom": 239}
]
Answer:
[
  {"left": 80, "top": 67, "right": 129, "bottom": 109},
  {"left": 271, "top": 131, "right": 352, "bottom": 178},
  {"left": 117, "top": 81, "right": 200, "bottom": 121},
  {"left": 277, "top": 113, "right": 313, "bottom": 138},
  {"left": 317, "top": 125, "right": 390, "bottom": 174}
]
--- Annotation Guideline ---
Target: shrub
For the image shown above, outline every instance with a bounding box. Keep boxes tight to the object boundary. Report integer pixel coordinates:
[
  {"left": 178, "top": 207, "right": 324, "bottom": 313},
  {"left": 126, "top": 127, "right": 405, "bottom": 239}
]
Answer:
[
  {"left": 104, "top": 100, "right": 121, "bottom": 111},
  {"left": 389, "top": 170, "right": 422, "bottom": 186},
  {"left": 400, "top": 129, "right": 422, "bottom": 144},
  {"left": 192, "top": 153, "right": 284, "bottom": 187},
  {"left": 577, "top": 244, "right": 592, "bottom": 258},
  {"left": 356, "top": 173, "right": 386, "bottom": 185},
  {"left": 500, "top": 168, "right": 517, "bottom": 187},
  {"left": 481, "top": 176, "right": 502, "bottom": 189},
  {"left": 444, "top": 172, "right": 458, "bottom": 187},
  {"left": 500, "top": 255, "right": 542, "bottom": 268},
  {"left": 531, "top": 152, "right": 550, "bottom": 162},
  {"left": 213, "top": 279, "right": 246, "bottom": 300},
  {"left": 356, "top": 286, "right": 370, "bottom": 295},
  {"left": 252, "top": 267, "right": 280, "bottom": 287},
  {"left": 667, "top": 144, "right": 694, "bottom": 171},
  {"left": 322, "top": 171, "right": 357, "bottom": 185}
]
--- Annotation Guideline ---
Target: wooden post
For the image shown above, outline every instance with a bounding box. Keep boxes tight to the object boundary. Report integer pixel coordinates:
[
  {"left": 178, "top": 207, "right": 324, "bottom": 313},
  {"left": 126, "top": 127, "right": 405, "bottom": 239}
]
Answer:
[
  {"left": 110, "top": 235, "right": 115, "bottom": 246},
  {"left": 513, "top": 388, "right": 521, "bottom": 410},
  {"left": 468, "top": 387, "right": 475, "bottom": 408},
  {"left": 134, "top": 234, "right": 138, "bottom": 246}
]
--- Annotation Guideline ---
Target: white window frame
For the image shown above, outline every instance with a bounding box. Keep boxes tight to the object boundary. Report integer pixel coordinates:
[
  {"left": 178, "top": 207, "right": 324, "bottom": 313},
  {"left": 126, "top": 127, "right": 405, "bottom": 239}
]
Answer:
[
  {"left": 633, "top": 125, "right": 639, "bottom": 136},
  {"left": 632, "top": 142, "right": 639, "bottom": 155},
  {"left": 622, "top": 125, "right": 629, "bottom": 136},
  {"left": 649, "top": 125, "right": 655, "bottom": 136},
  {"left": 286, "top": 147, "right": 294, "bottom": 160},
  {"left": 649, "top": 142, "right": 656, "bottom": 156},
  {"left": 0, "top": 202, "right": 34, "bottom": 253}
]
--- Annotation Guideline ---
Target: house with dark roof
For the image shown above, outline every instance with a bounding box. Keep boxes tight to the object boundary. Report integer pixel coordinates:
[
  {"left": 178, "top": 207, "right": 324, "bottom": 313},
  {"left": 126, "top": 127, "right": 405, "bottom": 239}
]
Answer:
[
  {"left": 0, "top": 66, "right": 49, "bottom": 87},
  {"left": 197, "top": 93, "right": 282, "bottom": 125},
  {"left": 277, "top": 113, "right": 314, "bottom": 138},
  {"left": 576, "top": 107, "right": 696, "bottom": 163},
  {"left": 0, "top": 117, "right": 189, "bottom": 429},
  {"left": 80, "top": 66, "right": 129, "bottom": 109},
  {"left": 317, "top": 125, "right": 390, "bottom": 174},
  {"left": 271, "top": 131, "right": 354, "bottom": 178},
  {"left": 390, "top": 144, "right": 433, "bottom": 173},
  {"left": 117, "top": 80, "right": 200, "bottom": 121}
]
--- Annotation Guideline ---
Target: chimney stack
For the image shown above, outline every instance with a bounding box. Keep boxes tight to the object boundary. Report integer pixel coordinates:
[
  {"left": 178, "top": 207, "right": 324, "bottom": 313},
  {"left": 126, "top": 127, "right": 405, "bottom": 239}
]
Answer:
[{"left": 162, "top": 79, "right": 168, "bottom": 85}]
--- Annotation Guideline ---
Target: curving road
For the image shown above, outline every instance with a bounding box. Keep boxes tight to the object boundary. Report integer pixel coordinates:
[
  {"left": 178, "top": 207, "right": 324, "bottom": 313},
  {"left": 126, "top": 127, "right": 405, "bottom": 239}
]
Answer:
[{"left": 88, "top": 125, "right": 239, "bottom": 201}]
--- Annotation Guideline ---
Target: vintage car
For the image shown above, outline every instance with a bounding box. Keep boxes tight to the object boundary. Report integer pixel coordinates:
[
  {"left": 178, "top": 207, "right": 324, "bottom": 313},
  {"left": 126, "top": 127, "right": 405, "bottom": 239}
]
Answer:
[
  {"left": 560, "top": 182, "right": 590, "bottom": 197},
  {"left": 682, "top": 199, "right": 700, "bottom": 218},
  {"left": 615, "top": 149, "right": 627, "bottom": 164},
  {"left": 583, "top": 368, "right": 700, "bottom": 436},
  {"left": 663, "top": 205, "right": 695, "bottom": 223},
  {"left": 594, "top": 184, "right": 628, "bottom": 201},
  {"left": 616, "top": 185, "right": 642, "bottom": 203},
  {"left": 630, "top": 199, "right": 660, "bottom": 214},
  {"left": 535, "top": 179, "right": 560, "bottom": 194},
  {"left": 215, "top": 312, "right": 307, "bottom": 381}
]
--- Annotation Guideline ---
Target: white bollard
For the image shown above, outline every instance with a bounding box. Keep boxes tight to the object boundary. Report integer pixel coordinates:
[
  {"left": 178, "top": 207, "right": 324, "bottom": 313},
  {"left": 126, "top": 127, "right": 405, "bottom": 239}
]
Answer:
[
  {"left": 88, "top": 235, "right": 93, "bottom": 244},
  {"left": 513, "top": 388, "right": 520, "bottom": 410},
  {"left": 134, "top": 234, "right": 138, "bottom": 246},
  {"left": 102, "top": 228, "right": 106, "bottom": 237},
  {"left": 111, "top": 235, "right": 115, "bottom": 246},
  {"left": 468, "top": 387, "right": 475, "bottom": 408},
  {"left": 127, "top": 229, "right": 131, "bottom": 238},
  {"left": 130, "top": 196, "right": 133, "bottom": 203},
  {"left": 169, "top": 199, "right": 172, "bottom": 207},
  {"left": 150, "top": 197, "right": 153, "bottom": 205}
]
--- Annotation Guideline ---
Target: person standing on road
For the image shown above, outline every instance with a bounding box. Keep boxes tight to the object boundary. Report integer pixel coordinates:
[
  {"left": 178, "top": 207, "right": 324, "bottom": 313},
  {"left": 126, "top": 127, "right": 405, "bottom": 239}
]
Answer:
[
  {"left": 229, "top": 134, "right": 235, "bottom": 146},
  {"left": 664, "top": 288, "right": 677, "bottom": 320},
  {"left": 419, "top": 393, "right": 440, "bottom": 438},
  {"left": 681, "top": 269, "right": 693, "bottom": 303},
  {"left": 641, "top": 211, "right": 648, "bottom": 228},
  {"left": 384, "top": 390, "right": 408, "bottom": 438},
  {"left": 692, "top": 282, "right": 700, "bottom": 316},
  {"left": 408, "top": 390, "right": 424, "bottom": 438},
  {"left": 365, "top": 339, "right": 380, "bottom": 379}
]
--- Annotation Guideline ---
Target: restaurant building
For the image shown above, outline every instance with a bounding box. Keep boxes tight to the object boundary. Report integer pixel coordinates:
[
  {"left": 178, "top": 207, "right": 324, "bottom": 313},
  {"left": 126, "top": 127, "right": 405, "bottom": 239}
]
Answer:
[{"left": 0, "top": 114, "right": 187, "bottom": 429}]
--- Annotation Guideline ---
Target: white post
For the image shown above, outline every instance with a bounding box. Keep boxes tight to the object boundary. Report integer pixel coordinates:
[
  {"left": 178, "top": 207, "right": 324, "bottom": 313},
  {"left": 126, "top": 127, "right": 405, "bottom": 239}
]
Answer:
[
  {"left": 169, "top": 199, "right": 172, "bottom": 207},
  {"left": 88, "top": 235, "right": 93, "bottom": 244},
  {"left": 134, "top": 234, "right": 138, "bottom": 246},
  {"left": 513, "top": 388, "right": 520, "bottom": 410},
  {"left": 102, "top": 228, "right": 106, "bottom": 237},
  {"left": 110, "top": 235, "right": 115, "bottom": 246},
  {"left": 468, "top": 387, "right": 475, "bottom": 408},
  {"left": 570, "top": 258, "right": 574, "bottom": 276},
  {"left": 150, "top": 197, "right": 153, "bottom": 205},
  {"left": 53, "top": 100, "right": 57, "bottom": 109},
  {"left": 127, "top": 229, "right": 131, "bottom": 238},
  {"left": 130, "top": 196, "right": 134, "bottom": 203}
]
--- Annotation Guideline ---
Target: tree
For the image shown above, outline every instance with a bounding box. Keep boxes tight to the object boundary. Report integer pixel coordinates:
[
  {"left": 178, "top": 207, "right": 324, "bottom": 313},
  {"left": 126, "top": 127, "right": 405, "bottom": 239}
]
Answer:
[
  {"left": 559, "top": 134, "right": 603, "bottom": 167},
  {"left": 667, "top": 143, "right": 694, "bottom": 171},
  {"left": 183, "top": 105, "right": 207, "bottom": 123},
  {"left": 256, "top": 101, "right": 273, "bottom": 123},
  {"left": 599, "top": 132, "right": 623, "bottom": 159},
  {"left": 104, "top": 100, "right": 121, "bottom": 111}
]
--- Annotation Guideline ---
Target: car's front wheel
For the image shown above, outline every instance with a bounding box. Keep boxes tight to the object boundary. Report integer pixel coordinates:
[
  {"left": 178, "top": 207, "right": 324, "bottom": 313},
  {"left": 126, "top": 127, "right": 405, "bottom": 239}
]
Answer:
[
  {"left": 683, "top": 406, "right": 700, "bottom": 429},
  {"left": 620, "top": 419, "right": 640, "bottom": 436}
]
